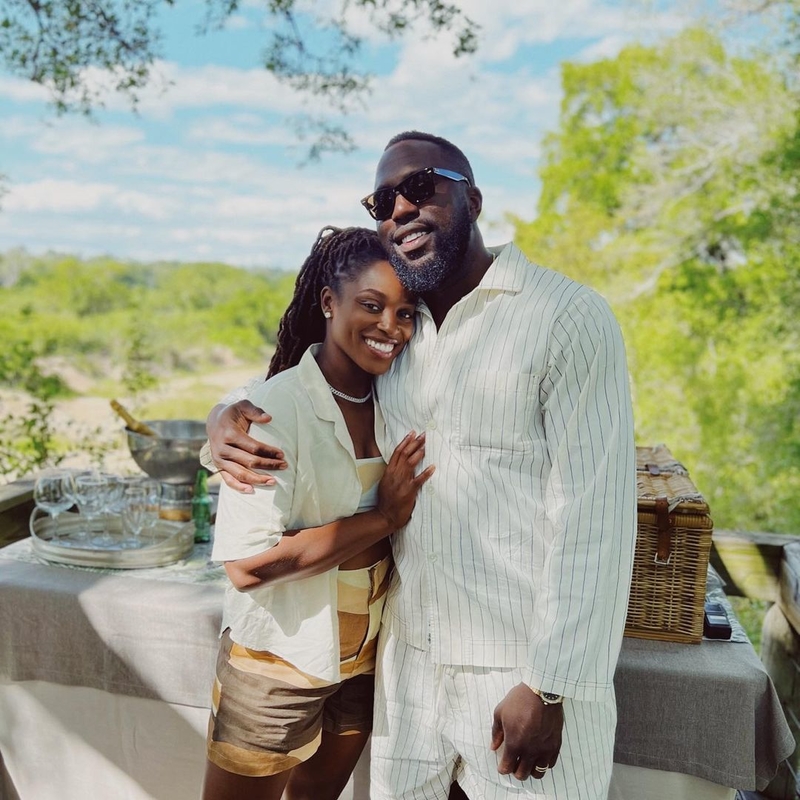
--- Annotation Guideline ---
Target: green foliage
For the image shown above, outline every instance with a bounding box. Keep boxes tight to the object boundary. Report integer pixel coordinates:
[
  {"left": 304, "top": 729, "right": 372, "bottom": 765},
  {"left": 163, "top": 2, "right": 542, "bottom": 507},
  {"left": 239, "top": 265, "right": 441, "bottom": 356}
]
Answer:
[
  {"left": 0, "top": 250, "right": 293, "bottom": 481},
  {"left": 0, "top": 250, "right": 292, "bottom": 370},
  {"left": 0, "top": 340, "right": 65, "bottom": 476},
  {"left": 514, "top": 27, "right": 800, "bottom": 534},
  {"left": 122, "top": 312, "right": 159, "bottom": 398},
  {"left": 728, "top": 597, "right": 772, "bottom": 653}
]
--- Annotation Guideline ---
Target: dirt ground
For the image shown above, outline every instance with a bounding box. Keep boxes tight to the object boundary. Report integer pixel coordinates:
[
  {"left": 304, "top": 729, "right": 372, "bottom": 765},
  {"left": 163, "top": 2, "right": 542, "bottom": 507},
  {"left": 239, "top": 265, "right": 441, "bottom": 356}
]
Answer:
[{"left": 1, "top": 365, "right": 261, "bottom": 481}]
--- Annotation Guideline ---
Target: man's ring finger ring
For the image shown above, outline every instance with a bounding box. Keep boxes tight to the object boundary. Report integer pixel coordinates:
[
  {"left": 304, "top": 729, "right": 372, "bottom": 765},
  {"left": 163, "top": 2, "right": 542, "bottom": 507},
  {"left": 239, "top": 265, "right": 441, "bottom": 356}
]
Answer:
[{"left": 534, "top": 765, "right": 549, "bottom": 773}]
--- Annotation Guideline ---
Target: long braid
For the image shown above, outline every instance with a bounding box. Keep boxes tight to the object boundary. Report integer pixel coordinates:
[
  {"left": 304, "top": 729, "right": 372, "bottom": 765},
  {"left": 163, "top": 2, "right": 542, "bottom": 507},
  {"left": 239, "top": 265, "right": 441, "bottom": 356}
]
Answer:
[{"left": 267, "top": 226, "right": 387, "bottom": 378}]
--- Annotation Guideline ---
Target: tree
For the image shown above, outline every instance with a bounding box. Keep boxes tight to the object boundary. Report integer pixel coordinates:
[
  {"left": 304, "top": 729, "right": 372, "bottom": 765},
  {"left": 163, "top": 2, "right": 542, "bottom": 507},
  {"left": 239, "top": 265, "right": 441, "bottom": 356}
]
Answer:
[
  {"left": 0, "top": 0, "right": 478, "bottom": 156},
  {"left": 513, "top": 28, "right": 800, "bottom": 532}
]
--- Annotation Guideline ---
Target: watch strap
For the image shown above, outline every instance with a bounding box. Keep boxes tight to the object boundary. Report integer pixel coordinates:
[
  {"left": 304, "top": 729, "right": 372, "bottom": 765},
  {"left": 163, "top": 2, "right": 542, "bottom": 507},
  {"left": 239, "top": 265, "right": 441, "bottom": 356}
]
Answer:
[{"left": 530, "top": 687, "right": 564, "bottom": 705}]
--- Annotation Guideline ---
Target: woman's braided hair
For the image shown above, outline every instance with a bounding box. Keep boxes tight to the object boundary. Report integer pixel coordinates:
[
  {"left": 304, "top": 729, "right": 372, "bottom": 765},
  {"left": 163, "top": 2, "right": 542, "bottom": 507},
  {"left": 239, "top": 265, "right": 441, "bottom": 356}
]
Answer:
[{"left": 267, "top": 226, "right": 388, "bottom": 378}]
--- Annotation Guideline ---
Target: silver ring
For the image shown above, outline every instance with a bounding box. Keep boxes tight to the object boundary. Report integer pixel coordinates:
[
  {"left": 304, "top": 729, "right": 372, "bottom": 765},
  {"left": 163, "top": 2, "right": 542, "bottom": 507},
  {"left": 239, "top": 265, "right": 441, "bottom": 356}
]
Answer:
[{"left": 534, "top": 765, "right": 549, "bottom": 773}]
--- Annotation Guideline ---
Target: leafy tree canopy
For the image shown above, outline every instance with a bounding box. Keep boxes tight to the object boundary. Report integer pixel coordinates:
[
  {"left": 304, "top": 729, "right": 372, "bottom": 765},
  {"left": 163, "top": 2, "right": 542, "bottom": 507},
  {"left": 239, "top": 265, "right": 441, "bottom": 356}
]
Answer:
[
  {"left": 0, "top": 0, "right": 478, "bottom": 154},
  {"left": 514, "top": 27, "right": 800, "bottom": 533}
]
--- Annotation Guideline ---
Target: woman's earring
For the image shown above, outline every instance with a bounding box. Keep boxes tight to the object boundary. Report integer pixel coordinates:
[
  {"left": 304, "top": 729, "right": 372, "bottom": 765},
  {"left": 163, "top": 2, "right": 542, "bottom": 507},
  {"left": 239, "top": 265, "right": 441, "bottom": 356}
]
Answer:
[{"left": 323, "top": 310, "right": 332, "bottom": 318}]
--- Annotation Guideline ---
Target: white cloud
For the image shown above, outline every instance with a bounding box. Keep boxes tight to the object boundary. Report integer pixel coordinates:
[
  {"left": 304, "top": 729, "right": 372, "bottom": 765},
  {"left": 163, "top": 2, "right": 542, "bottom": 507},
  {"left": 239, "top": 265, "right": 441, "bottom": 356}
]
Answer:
[
  {"left": 102, "top": 61, "right": 305, "bottom": 117},
  {"left": 113, "top": 190, "right": 178, "bottom": 220},
  {"left": 0, "top": 0, "right": 703, "bottom": 269},
  {"left": 224, "top": 14, "right": 252, "bottom": 31},
  {"left": 30, "top": 121, "right": 145, "bottom": 162},
  {"left": 186, "top": 116, "right": 290, "bottom": 147},
  {"left": 457, "top": 0, "right": 686, "bottom": 54},
  {"left": 0, "top": 75, "right": 50, "bottom": 103},
  {"left": 4, "top": 180, "right": 114, "bottom": 212}
]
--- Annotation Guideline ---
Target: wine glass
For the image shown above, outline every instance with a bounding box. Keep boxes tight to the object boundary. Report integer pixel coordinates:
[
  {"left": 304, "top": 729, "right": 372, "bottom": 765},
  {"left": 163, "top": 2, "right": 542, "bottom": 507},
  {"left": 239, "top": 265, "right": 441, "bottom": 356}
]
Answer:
[
  {"left": 73, "top": 473, "right": 108, "bottom": 544},
  {"left": 92, "top": 474, "right": 124, "bottom": 548},
  {"left": 140, "top": 479, "right": 162, "bottom": 542},
  {"left": 33, "top": 470, "right": 75, "bottom": 541},
  {"left": 121, "top": 486, "right": 148, "bottom": 549}
]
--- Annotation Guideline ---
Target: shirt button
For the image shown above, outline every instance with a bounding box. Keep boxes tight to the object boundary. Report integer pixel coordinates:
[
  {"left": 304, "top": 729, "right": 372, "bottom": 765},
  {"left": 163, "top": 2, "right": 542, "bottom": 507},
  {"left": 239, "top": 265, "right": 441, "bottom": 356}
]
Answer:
[
  {"left": 428, "top": 553, "right": 438, "bottom": 563},
  {"left": 427, "top": 419, "right": 436, "bottom": 431},
  {"left": 426, "top": 484, "right": 434, "bottom": 495}
]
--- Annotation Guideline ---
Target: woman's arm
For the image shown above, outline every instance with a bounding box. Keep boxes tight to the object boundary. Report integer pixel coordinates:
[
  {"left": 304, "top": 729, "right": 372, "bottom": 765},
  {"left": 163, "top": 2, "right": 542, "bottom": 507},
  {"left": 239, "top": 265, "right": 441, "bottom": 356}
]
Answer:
[
  {"left": 224, "top": 431, "right": 434, "bottom": 591},
  {"left": 225, "top": 508, "right": 392, "bottom": 590}
]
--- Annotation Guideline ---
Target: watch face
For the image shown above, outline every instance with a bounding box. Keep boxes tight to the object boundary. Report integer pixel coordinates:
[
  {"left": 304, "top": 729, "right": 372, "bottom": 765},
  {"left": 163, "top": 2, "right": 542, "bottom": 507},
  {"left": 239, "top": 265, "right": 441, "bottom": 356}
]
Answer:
[{"left": 541, "top": 692, "right": 562, "bottom": 704}]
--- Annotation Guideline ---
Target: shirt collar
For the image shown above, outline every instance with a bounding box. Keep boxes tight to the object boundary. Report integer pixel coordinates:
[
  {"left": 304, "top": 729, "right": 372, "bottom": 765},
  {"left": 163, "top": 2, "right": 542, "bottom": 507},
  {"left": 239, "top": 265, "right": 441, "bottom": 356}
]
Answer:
[
  {"left": 416, "top": 242, "right": 528, "bottom": 320},
  {"left": 297, "top": 343, "right": 342, "bottom": 426},
  {"left": 479, "top": 242, "right": 529, "bottom": 293}
]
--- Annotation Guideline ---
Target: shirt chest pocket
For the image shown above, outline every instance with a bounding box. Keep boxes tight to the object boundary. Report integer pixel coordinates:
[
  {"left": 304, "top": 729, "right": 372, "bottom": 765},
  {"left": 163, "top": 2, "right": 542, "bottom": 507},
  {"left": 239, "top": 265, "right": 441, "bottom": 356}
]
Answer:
[{"left": 454, "top": 370, "right": 540, "bottom": 452}]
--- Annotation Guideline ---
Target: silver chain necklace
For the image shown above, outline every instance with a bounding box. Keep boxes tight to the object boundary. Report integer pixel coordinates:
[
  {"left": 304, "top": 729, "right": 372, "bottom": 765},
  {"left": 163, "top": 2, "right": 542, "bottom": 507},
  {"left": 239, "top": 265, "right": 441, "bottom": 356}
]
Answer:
[{"left": 328, "top": 384, "right": 373, "bottom": 404}]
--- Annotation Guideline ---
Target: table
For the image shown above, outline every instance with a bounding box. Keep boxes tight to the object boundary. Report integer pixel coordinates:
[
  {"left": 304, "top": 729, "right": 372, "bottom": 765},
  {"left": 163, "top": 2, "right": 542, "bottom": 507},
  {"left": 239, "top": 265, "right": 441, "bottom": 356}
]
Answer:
[{"left": 0, "top": 539, "right": 793, "bottom": 800}]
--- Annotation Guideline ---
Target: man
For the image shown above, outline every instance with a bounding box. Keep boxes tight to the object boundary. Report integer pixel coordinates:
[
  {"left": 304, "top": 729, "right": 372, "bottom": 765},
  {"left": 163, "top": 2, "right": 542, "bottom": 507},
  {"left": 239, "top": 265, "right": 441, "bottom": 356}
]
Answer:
[{"left": 206, "top": 131, "right": 636, "bottom": 800}]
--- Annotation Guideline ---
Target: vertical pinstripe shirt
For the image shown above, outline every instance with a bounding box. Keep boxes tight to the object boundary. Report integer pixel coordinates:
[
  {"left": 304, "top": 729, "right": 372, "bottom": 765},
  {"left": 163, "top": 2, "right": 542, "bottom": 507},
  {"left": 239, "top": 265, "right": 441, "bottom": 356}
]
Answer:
[{"left": 375, "top": 243, "right": 636, "bottom": 701}]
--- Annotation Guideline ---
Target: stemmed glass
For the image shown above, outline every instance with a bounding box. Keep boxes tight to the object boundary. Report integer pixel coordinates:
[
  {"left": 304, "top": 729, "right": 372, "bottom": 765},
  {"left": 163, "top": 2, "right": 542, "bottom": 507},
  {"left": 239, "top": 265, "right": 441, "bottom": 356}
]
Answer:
[
  {"left": 92, "top": 474, "right": 124, "bottom": 548},
  {"left": 33, "top": 470, "right": 75, "bottom": 541},
  {"left": 140, "top": 479, "right": 162, "bottom": 543},
  {"left": 73, "top": 473, "right": 108, "bottom": 544},
  {"left": 121, "top": 486, "right": 148, "bottom": 549}
]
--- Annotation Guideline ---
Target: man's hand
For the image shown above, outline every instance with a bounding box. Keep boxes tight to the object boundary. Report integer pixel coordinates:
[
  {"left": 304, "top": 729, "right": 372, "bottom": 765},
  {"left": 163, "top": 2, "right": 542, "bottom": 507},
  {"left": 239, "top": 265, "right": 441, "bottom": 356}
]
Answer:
[
  {"left": 490, "top": 683, "right": 563, "bottom": 781},
  {"left": 207, "top": 400, "right": 288, "bottom": 492}
]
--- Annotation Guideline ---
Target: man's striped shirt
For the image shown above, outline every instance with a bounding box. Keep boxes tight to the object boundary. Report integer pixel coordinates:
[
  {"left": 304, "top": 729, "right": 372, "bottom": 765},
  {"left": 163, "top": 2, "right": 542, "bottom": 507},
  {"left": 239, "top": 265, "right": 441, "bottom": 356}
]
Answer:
[{"left": 375, "top": 242, "right": 636, "bottom": 700}]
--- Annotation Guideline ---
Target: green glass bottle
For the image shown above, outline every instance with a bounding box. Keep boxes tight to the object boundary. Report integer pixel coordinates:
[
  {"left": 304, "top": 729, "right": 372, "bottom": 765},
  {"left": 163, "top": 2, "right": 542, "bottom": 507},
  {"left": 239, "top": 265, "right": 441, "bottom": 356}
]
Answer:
[{"left": 192, "top": 469, "right": 212, "bottom": 544}]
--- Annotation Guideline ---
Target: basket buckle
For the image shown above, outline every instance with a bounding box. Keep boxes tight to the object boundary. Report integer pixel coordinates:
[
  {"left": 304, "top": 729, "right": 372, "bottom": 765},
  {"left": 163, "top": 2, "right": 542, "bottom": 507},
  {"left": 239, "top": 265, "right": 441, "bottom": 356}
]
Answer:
[{"left": 653, "top": 496, "right": 672, "bottom": 565}]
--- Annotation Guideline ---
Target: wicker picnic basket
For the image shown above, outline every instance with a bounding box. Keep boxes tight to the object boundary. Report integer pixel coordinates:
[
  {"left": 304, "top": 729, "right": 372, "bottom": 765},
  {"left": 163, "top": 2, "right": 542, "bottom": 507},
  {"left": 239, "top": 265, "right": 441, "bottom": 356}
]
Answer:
[{"left": 625, "top": 444, "right": 714, "bottom": 644}]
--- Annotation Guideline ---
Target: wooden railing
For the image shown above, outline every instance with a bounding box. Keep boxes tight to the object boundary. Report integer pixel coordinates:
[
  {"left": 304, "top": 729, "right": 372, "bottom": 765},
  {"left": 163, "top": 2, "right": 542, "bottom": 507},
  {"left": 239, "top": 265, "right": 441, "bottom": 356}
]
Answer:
[
  {"left": 713, "top": 530, "right": 800, "bottom": 800},
  {"left": 0, "top": 479, "right": 33, "bottom": 550}
]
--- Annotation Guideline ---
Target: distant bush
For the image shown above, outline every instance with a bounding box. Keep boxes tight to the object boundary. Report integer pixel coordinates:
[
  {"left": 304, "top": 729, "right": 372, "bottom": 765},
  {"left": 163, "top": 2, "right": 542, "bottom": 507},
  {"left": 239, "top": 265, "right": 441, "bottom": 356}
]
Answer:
[
  {"left": 0, "top": 250, "right": 294, "bottom": 375},
  {"left": 0, "top": 250, "right": 295, "bottom": 480}
]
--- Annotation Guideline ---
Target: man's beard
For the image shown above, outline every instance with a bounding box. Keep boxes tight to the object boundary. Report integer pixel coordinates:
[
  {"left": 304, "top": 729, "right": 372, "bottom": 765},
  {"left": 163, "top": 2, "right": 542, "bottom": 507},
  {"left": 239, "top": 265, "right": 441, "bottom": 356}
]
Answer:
[{"left": 389, "top": 207, "right": 472, "bottom": 294}]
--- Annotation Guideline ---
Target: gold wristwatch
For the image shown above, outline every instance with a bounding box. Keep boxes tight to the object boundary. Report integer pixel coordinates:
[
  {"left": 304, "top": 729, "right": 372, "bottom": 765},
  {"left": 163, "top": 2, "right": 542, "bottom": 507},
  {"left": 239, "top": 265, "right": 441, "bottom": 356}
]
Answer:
[{"left": 530, "top": 687, "right": 564, "bottom": 705}]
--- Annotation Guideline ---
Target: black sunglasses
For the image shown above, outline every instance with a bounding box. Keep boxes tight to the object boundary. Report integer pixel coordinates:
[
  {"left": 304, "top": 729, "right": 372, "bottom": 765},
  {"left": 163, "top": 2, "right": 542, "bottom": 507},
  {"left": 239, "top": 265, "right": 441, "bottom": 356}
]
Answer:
[{"left": 361, "top": 167, "right": 471, "bottom": 221}]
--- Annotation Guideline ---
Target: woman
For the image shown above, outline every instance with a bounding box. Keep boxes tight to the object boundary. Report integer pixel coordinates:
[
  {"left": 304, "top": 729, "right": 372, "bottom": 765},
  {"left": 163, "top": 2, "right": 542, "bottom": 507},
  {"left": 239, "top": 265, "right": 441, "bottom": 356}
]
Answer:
[{"left": 202, "top": 226, "right": 433, "bottom": 800}]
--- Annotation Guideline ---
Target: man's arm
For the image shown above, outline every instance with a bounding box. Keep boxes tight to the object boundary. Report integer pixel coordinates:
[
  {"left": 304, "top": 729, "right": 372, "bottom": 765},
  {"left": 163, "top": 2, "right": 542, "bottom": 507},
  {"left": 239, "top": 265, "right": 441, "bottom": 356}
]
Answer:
[
  {"left": 491, "top": 290, "right": 636, "bottom": 780},
  {"left": 203, "top": 375, "right": 289, "bottom": 492}
]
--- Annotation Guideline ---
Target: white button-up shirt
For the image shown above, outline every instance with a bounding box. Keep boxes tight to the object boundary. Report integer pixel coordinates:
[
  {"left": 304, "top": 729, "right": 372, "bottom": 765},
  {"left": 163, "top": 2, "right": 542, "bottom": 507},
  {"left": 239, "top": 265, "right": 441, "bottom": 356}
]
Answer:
[
  {"left": 375, "top": 243, "right": 636, "bottom": 701},
  {"left": 212, "top": 345, "right": 386, "bottom": 682}
]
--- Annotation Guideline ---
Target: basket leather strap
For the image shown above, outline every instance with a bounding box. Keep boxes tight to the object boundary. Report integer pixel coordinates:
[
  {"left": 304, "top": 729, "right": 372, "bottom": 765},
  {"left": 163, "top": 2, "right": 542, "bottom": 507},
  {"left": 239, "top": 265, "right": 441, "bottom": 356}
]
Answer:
[{"left": 654, "top": 496, "right": 672, "bottom": 565}]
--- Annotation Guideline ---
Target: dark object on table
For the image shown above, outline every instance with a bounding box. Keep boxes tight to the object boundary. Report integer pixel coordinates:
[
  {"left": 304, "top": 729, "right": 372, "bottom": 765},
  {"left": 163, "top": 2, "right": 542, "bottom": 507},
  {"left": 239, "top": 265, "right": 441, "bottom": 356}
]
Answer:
[{"left": 704, "top": 601, "right": 733, "bottom": 640}]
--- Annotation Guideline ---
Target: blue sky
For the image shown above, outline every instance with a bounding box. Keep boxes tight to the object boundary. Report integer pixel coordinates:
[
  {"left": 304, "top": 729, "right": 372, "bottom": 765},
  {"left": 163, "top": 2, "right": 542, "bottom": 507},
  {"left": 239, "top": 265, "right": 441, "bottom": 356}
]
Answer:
[{"left": 0, "top": 0, "right": 690, "bottom": 270}]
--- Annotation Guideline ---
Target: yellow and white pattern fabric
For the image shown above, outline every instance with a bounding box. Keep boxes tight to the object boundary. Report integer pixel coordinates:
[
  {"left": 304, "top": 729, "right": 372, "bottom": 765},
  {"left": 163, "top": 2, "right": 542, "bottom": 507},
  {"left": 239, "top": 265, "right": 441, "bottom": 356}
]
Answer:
[{"left": 207, "top": 557, "right": 391, "bottom": 777}]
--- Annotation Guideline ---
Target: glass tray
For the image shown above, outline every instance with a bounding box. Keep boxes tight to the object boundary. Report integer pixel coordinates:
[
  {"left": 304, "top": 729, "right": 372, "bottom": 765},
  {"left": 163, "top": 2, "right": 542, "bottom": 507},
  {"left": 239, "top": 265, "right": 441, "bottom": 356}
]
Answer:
[{"left": 29, "top": 508, "right": 195, "bottom": 569}]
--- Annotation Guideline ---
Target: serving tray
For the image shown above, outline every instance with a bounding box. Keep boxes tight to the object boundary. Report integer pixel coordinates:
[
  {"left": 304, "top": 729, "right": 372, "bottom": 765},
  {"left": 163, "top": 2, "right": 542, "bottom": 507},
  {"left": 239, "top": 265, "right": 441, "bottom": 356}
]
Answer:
[{"left": 29, "top": 508, "right": 194, "bottom": 569}]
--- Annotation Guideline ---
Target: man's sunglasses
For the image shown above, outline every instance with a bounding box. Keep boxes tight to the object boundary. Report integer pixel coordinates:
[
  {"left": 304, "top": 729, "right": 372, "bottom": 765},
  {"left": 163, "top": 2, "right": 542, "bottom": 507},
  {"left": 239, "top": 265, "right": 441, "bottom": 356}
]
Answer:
[{"left": 361, "top": 167, "right": 471, "bottom": 222}]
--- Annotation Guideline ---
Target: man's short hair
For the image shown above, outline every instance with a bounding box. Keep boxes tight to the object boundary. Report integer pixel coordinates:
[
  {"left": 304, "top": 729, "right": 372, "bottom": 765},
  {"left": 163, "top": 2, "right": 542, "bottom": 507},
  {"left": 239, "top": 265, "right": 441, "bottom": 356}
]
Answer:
[{"left": 384, "top": 131, "right": 475, "bottom": 185}]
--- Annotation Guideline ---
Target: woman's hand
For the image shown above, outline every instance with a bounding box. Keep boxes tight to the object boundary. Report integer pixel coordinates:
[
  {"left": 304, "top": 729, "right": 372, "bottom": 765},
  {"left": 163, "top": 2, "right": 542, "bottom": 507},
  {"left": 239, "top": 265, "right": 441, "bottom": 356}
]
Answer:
[
  {"left": 377, "top": 431, "right": 435, "bottom": 530},
  {"left": 207, "top": 401, "right": 288, "bottom": 492}
]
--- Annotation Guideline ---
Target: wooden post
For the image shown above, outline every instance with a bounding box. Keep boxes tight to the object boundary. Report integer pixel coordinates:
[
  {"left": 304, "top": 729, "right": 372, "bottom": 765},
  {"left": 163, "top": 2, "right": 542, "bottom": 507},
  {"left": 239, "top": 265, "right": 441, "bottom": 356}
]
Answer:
[
  {"left": 0, "top": 478, "right": 34, "bottom": 549},
  {"left": 761, "top": 603, "right": 800, "bottom": 799}
]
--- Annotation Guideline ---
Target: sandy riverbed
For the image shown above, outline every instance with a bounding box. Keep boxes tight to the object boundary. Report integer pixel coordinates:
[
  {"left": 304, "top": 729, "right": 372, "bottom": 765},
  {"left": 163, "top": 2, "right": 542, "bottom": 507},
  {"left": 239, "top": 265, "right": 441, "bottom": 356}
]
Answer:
[{"left": 1, "top": 365, "right": 262, "bottom": 482}]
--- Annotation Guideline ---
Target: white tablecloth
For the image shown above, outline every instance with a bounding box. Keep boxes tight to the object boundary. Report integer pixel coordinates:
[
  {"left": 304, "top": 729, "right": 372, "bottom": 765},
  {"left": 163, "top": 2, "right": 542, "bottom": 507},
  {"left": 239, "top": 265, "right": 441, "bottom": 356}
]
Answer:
[
  {"left": 0, "top": 681, "right": 735, "bottom": 800},
  {"left": 1, "top": 538, "right": 791, "bottom": 799}
]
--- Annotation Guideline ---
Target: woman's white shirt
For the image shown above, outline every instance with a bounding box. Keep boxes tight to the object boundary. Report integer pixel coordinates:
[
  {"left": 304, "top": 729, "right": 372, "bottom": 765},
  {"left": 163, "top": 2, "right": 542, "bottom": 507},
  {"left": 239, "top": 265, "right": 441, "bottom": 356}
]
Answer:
[{"left": 211, "top": 344, "right": 386, "bottom": 682}]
